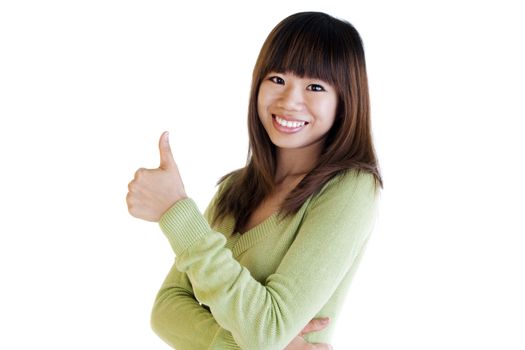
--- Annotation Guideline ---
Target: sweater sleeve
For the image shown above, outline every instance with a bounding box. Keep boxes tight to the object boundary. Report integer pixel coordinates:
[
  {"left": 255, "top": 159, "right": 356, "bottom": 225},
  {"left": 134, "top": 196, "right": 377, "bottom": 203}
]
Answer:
[
  {"left": 150, "top": 264, "right": 235, "bottom": 349},
  {"left": 151, "top": 180, "right": 241, "bottom": 349},
  {"left": 158, "top": 170, "right": 379, "bottom": 350}
]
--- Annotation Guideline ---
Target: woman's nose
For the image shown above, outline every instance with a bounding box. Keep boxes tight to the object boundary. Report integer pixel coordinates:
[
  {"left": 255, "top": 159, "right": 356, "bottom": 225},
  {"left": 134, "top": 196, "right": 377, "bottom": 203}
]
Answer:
[{"left": 278, "top": 86, "right": 304, "bottom": 111}]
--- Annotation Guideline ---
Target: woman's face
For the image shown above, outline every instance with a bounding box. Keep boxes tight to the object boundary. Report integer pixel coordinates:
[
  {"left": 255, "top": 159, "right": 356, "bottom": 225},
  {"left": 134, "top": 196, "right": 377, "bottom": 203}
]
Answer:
[{"left": 257, "top": 72, "right": 338, "bottom": 152}]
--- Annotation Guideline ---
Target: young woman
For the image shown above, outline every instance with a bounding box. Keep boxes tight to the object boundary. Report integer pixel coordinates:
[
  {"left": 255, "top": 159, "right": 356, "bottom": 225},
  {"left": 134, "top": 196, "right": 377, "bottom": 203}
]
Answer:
[{"left": 127, "top": 11, "right": 382, "bottom": 349}]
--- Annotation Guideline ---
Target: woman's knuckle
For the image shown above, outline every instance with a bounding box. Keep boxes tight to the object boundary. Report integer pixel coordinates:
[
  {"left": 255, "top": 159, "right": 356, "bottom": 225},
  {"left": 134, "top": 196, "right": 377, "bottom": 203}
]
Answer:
[{"left": 134, "top": 168, "right": 146, "bottom": 179}]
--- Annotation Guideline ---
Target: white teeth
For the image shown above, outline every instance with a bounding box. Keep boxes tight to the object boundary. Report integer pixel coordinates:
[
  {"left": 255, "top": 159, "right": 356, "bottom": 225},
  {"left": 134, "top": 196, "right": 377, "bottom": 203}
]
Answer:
[{"left": 275, "top": 116, "right": 306, "bottom": 128}]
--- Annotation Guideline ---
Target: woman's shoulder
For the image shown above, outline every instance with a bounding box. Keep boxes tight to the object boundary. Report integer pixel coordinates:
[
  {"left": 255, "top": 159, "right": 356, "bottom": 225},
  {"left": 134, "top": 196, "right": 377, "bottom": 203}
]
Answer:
[{"left": 310, "top": 168, "right": 379, "bottom": 207}]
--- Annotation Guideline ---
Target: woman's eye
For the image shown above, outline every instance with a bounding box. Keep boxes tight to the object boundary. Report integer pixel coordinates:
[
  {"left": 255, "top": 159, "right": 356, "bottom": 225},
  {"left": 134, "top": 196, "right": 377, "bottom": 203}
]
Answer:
[
  {"left": 307, "top": 84, "right": 325, "bottom": 92},
  {"left": 269, "top": 76, "right": 285, "bottom": 85}
]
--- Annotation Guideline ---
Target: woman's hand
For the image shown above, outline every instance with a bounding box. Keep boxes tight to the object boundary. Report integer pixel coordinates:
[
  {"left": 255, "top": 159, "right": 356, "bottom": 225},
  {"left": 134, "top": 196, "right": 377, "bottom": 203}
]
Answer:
[
  {"left": 126, "top": 131, "right": 187, "bottom": 222},
  {"left": 284, "top": 318, "right": 333, "bottom": 350}
]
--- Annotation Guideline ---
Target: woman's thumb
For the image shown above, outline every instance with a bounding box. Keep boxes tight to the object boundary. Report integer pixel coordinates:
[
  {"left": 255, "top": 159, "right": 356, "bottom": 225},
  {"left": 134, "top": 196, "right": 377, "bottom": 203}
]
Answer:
[{"left": 159, "top": 131, "right": 175, "bottom": 170}]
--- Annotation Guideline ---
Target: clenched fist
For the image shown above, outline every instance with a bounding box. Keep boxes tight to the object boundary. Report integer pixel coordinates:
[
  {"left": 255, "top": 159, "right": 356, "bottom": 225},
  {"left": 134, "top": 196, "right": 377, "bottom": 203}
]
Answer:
[{"left": 126, "top": 131, "right": 187, "bottom": 222}]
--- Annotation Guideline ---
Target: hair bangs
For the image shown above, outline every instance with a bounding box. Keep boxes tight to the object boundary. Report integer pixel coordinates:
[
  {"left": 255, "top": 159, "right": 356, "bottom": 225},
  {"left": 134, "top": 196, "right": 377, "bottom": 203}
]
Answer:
[{"left": 261, "top": 16, "right": 342, "bottom": 86}]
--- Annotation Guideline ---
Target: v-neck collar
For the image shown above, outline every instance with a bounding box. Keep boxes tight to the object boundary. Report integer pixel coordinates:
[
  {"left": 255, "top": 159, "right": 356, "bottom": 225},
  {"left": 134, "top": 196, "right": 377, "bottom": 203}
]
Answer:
[
  {"left": 217, "top": 173, "right": 343, "bottom": 258},
  {"left": 229, "top": 212, "right": 279, "bottom": 257},
  {"left": 223, "top": 194, "right": 314, "bottom": 257}
]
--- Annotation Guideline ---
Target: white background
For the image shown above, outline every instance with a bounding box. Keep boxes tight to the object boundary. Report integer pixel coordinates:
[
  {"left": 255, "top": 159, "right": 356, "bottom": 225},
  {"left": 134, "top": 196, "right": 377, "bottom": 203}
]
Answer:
[{"left": 1, "top": 0, "right": 524, "bottom": 349}]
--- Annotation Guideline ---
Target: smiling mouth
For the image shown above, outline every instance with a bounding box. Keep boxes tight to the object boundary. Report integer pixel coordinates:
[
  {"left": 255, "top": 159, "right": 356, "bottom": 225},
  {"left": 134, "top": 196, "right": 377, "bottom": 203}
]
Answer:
[{"left": 272, "top": 114, "right": 309, "bottom": 128}]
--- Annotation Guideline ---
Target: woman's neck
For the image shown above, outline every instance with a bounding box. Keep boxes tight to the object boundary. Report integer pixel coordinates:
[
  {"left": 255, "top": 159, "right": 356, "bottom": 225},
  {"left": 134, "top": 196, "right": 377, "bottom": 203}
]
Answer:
[{"left": 274, "top": 141, "right": 322, "bottom": 184}]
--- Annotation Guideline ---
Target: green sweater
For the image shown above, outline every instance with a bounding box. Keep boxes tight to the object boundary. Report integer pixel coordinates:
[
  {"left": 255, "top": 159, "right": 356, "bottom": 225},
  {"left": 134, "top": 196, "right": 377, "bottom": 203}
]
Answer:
[{"left": 152, "top": 169, "right": 379, "bottom": 349}]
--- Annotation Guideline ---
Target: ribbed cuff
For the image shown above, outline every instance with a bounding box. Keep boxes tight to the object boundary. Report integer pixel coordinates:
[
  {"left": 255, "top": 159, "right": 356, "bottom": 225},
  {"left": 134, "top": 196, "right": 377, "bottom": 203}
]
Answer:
[{"left": 158, "top": 198, "right": 211, "bottom": 256}]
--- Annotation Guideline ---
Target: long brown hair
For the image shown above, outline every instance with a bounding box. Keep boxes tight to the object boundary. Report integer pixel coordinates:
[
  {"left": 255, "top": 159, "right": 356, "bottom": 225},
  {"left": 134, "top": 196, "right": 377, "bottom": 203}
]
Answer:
[{"left": 211, "top": 12, "right": 383, "bottom": 233}]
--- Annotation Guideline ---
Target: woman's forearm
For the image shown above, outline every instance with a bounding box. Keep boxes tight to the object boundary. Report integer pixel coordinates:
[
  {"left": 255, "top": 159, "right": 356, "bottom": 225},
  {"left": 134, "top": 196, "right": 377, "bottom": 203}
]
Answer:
[{"left": 151, "top": 262, "right": 239, "bottom": 349}]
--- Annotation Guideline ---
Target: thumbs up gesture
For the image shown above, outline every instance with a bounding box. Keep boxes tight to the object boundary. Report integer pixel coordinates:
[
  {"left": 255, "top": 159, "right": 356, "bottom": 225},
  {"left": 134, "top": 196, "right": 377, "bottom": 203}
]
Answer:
[{"left": 127, "top": 131, "right": 187, "bottom": 222}]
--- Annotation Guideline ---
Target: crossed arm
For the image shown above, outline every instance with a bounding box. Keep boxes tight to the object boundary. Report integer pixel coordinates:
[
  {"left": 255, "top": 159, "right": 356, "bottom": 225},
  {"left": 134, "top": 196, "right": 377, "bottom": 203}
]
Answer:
[
  {"left": 150, "top": 171, "right": 377, "bottom": 349},
  {"left": 127, "top": 134, "right": 377, "bottom": 349},
  {"left": 151, "top": 259, "right": 332, "bottom": 349}
]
